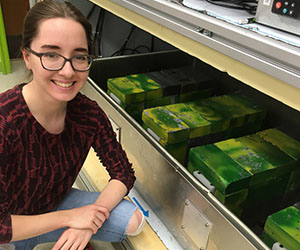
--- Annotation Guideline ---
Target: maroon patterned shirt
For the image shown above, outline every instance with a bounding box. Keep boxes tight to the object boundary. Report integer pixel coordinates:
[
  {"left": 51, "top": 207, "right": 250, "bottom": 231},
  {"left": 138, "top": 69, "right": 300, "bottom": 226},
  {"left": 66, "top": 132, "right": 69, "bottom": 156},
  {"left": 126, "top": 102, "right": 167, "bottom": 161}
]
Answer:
[{"left": 0, "top": 84, "right": 135, "bottom": 243}]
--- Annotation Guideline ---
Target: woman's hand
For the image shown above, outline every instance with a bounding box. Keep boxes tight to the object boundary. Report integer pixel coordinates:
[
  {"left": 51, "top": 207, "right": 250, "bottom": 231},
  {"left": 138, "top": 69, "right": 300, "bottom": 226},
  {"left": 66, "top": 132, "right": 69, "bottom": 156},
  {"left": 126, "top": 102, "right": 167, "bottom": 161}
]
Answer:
[
  {"left": 66, "top": 204, "right": 109, "bottom": 233},
  {"left": 51, "top": 228, "right": 93, "bottom": 250}
]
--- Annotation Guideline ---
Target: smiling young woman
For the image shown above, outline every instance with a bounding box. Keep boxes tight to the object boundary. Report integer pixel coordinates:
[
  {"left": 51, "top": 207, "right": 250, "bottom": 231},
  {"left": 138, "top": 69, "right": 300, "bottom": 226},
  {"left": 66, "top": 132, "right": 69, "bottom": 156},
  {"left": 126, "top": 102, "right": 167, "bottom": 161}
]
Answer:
[
  {"left": 0, "top": 1, "right": 144, "bottom": 250},
  {"left": 22, "top": 17, "right": 91, "bottom": 133}
]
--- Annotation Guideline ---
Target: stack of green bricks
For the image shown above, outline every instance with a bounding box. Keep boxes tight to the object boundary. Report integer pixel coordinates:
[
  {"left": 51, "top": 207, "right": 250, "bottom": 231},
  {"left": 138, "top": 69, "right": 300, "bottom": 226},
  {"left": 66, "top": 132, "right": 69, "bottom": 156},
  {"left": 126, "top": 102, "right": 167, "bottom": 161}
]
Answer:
[
  {"left": 146, "top": 67, "right": 214, "bottom": 103},
  {"left": 107, "top": 67, "right": 214, "bottom": 122},
  {"left": 262, "top": 205, "right": 300, "bottom": 250},
  {"left": 142, "top": 93, "right": 266, "bottom": 165},
  {"left": 258, "top": 129, "right": 300, "bottom": 208},
  {"left": 188, "top": 128, "right": 300, "bottom": 220},
  {"left": 186, "top": 93, "right": 266, "bottom": 138},
  {"left": 107, "top": 73, "right": 163, "bottom": 122},
  {"left": 142, "top": 105, "right": 191, "bottom": 164}
]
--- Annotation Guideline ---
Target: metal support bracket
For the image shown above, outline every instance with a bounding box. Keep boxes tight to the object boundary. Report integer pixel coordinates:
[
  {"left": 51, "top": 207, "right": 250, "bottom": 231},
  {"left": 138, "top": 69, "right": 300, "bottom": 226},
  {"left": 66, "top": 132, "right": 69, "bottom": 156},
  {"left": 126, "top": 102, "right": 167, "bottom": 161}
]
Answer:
[{"left": 181, "top": 199, "right": 213, "bottom": 250}]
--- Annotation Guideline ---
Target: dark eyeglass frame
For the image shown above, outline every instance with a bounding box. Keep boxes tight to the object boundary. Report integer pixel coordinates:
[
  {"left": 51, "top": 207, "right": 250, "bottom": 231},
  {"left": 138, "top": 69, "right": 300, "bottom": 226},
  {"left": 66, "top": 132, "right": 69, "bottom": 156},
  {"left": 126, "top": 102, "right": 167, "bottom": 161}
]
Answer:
[{"left": 25, "top": 47, "right": 94, "bottom": 72}]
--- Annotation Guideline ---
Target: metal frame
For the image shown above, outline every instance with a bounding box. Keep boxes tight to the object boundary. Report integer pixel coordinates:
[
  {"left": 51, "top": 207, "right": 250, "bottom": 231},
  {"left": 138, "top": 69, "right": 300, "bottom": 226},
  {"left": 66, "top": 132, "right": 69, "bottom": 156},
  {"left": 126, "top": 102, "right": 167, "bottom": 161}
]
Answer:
[
  {"left": 82, "top": 77, "right": 269, "bottom": 250},
  {"left": 81, "top": 51, "right": 271, "bottom": 249},
  {"left": 108, "top": 0, "right": 300, "bottom": 89}
]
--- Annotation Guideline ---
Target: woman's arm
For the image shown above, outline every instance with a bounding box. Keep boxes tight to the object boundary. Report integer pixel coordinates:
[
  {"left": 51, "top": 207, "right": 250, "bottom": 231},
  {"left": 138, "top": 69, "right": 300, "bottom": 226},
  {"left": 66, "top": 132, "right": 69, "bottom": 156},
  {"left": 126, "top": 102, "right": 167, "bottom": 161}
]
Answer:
[
  {"left": 11, "top": 204, "right": 109, "bottom": 242},
  {"left": 52, "top": 180, "right": 128, "bottom": 250},
  {"left": 94, "top": 179, "right": 128, "bottom": 211},
  {"left": 93, "top": 107, "right": 136, "bottom": 194}
]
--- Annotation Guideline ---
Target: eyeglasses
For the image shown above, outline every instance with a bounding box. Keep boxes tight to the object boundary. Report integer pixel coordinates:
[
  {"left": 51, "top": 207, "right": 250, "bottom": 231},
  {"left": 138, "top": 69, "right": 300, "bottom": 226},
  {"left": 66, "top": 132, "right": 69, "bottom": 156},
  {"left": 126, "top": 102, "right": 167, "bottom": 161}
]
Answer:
[{"left": 25, "top": 47, "right": 94, "bottom": 72}]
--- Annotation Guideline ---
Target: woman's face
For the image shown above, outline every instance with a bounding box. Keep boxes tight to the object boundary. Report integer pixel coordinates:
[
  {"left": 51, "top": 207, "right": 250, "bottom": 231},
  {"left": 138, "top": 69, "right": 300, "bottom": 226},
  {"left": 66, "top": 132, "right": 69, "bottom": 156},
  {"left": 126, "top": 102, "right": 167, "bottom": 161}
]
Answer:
[{"left": 23, "top": 17, "right": 90, "bottom": 102}]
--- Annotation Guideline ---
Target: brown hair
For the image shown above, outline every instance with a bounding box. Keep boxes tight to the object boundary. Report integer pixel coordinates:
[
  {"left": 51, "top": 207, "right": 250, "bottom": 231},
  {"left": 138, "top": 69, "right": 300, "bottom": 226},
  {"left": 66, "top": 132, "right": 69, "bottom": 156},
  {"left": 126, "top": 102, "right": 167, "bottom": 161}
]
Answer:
[{"left": 21, "top": 0, "right": 93, "bottom": 53}]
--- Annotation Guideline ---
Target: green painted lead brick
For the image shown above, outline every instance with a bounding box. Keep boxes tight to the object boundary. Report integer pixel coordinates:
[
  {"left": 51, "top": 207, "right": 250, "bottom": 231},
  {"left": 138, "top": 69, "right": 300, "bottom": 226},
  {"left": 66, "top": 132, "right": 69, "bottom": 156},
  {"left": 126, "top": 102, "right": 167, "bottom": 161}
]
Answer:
[
  {"left": 257, "top": 128, "right": 300, "bottom": 161},
  {"left": 175, "top": 66, "right": 213, "bottom": 86},
  {"left": 264, "top": 206, "right": 300, "bottom": 250},
  {"left": 179, "top": 88, "right": 213, "bottom": 102},
  {"left": 188, "top": 144, "right": 251, "bottom": 195},
  {"left": 160, "top": 67, "right": 191, "bottom": 82},
  {"left": 143, "top": 123, "right": 187, "bottom": 164},
  {"left": 284, "top": 168, "right": 300, "bottom": 196},
  {"left": 108, "top": 89, "right": 144, "bottom": 114},
  {"left": 107, "top": 89, "right": 125, "bottom": 107},
  {"left": 166, "top": 103, "right": 211, "bottom": 138},
  {"left": 161, "top": 139, "right": 187, "bottom": 165},
  {"left": 160, "top": 68, "right": 200, "bottom": 94},
  {"left": 225, "top": 120, "right": 262, "bottom": 139},
  {"left": 226, "top": 93, "right": 266, "bottom": 124},
  {"left": 186, "top": 99, "right": 230, "bottom": 133},
  {"left": 126, "top": 74, "right": 163, "bottom": 100},
  {"left": 145, "top": 95, "right": 179, "bottom": 108},
  {"left": 214, "top": 188, "right": 248, "bottom": 206},
  {"left": 220, "top": 133, "right": 296, "bottom": 188},
  {"left": 215, "top": 137, "right": 289, "bottom": 211},
  {"left": 107, "top": 77, "right": 145, "bottom": 105},
  {"left": 187, "top": 162, "right": 200, "bottom": 176},
  {"left": 145, "top": 71, "right": 181, "bottom": 96},
  {"left": 281, "top": 168, "right": 300, "bottom": 215},
  {"left": 261, "top": 231, "right": 276, "bottom": 248},
  {"left": 237, "top": 134, "right": 296, "bottom": 175},
  {"left": 258, "top": 129, "right": 300, "bottom": 205},
  {"left": 124, "top": 102, "right": 145, "bottom": 116},
  {"left": 214, "top": 188, "right": 248, "bottom": 217},
  {"left": 234, "top": 133, "right": 296, "bottom": 205},
  {"left": 215, "top": 138, "right": 286, "bottom": 184},
  {"left": 187, "top": 94, "right": 266, "bottom": 133},
  {"left": 197, "top": 94, "right": 265, "bottom": 129},
  {"left": 142, "top": 106, "right": 190, "bottom": 144},
  {"left": 200, "top": 95, "right": 246, "bottom": 128}
]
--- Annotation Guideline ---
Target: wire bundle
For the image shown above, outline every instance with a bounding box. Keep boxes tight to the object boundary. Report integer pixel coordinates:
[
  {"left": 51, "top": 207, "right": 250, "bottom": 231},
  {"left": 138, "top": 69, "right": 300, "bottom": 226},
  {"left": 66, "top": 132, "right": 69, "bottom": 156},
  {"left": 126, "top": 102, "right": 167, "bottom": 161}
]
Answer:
[
  {"left": 87, "top": 4, "right": 154, "bottom": 57},
  {"left": 204, "top": 0, "right": 258, "bottom": 15},
  {"left": 110, "top": 25, "right": 152, "bottom": 57},
  {"left": 87, "top": 4, "right": 105, "bottom": 57}
]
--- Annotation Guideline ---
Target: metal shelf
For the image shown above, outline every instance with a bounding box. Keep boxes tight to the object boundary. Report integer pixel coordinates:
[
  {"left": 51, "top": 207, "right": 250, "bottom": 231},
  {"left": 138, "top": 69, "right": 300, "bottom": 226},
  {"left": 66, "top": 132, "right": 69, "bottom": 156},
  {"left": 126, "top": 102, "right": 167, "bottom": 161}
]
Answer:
[
  {"left": 112, "top": 0, "right": 300, "bottom": 89},
  {"left": 90, "top": 0, "right": 300, "bottom": 112},
  {"left": 84, "top": 2, "right": 300, "bottom": 249}
]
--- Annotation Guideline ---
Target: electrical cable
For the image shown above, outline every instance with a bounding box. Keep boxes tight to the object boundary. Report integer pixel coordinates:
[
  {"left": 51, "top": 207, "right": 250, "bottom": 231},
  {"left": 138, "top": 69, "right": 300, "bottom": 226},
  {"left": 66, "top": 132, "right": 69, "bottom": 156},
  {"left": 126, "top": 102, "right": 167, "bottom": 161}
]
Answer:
[
  {"left": 119, "top": 25, "right": 136, "bottom": 55},
  {"left": 110, "top": 25, "right": 137, "bottom": 56},
  {"left": 110, "top": 45, "right": 151, "bottom": 55},
  {"left": 87, "top": 4, "right": 97, "bottom": 20},
  {"left": 150, "top": 35, "right": 155, "bottom": 52},
  {"left": 204, "top": 0, "right": 258, "bottom": 14},
  {"left": 87, "top": 3, "right": 154, "bottom": 57},
  {"left": 94, "top": 8, "right": 105, "bottom": 57},
  {"left": 180, "top": 0, "right": 257, "bottom": 15},
  {"left": 131, "top": 45, "right": 151, "bottom": 54},
  {"left": 86, "top": 4, "right": 105, "bottom": 57}
]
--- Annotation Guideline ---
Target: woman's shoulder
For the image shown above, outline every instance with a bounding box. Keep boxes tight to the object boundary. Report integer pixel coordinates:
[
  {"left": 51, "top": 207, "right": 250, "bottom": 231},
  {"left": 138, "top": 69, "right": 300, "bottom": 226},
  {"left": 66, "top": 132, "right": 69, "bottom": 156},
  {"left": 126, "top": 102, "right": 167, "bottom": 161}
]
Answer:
[
  {"left": 68, "top": 92, "right": 108, "bottom": 121},
  {"left": 70, "top": 92, "right": 101, "bottom": 112},
  {"left": 0, "top": 84, "right": 21, "bottom": 99},
  {"left": 0, "top": 84, "right": 24, "bottom": 134},
  {"left": 0, "top": 84, "right": 23, "bottom": 114}
]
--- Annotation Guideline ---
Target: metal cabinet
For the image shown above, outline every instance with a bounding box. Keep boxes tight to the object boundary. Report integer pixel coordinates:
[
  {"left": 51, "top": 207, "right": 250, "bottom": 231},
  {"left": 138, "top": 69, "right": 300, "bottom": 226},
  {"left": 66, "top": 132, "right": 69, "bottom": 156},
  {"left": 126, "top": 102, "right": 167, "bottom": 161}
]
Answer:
[{"left": 83, "top": 1, "right": 300, "bottom": 249}]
